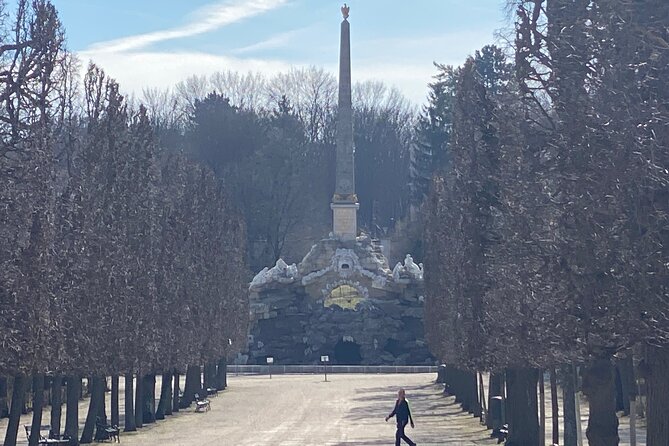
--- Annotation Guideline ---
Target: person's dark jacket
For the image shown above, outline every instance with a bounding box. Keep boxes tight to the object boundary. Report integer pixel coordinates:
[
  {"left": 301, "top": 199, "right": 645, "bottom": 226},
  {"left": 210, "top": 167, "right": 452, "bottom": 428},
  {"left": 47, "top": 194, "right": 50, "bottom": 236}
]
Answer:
[{"left": 388, "top": 399, "right": 413, "bottom": 425}]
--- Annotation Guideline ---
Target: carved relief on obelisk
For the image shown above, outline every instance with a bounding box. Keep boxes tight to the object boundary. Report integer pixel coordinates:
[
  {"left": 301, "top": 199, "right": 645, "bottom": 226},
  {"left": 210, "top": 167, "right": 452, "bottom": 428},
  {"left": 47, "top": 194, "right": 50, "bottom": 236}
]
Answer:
[{"left": 331, "top": 4, "right": 359, "bottom": 241}]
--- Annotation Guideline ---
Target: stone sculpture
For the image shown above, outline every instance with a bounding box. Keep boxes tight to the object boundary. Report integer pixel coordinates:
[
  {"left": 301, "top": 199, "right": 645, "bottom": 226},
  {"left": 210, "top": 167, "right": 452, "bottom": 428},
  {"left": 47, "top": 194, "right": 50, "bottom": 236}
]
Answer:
[
  {"left": 392, "top": 255, "right": 424, "bottom": 282},
  {"left": 250, "top": 258, "right": 298, "bottom": 289},
  {"left": 341, "top": 3, "right": 349, "bottom": 19}
]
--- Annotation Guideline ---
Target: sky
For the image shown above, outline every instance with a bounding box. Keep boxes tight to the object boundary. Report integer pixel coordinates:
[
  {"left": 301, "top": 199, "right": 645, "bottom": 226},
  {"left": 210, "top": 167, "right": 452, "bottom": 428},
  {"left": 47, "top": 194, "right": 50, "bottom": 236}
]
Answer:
[{"left": 48, "top": 0, "right": 509, "bottom": 105}]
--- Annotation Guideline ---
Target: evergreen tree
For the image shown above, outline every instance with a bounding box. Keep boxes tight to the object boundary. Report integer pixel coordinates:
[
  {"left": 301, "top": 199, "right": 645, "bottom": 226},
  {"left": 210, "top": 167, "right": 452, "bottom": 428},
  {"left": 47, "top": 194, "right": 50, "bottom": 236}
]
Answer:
[{"left": 410, "top": 64, "right": 458, "bottom": 206}]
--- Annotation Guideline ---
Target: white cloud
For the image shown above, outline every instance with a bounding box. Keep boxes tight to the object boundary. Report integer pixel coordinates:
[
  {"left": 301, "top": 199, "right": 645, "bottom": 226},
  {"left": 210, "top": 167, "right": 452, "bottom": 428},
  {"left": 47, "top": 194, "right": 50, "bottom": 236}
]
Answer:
[
  {"left": 231, "top": 26, "right": 312, "bottom": 55},
  {"left": 355, "top": 63, "right": 436, "bottom": 105},
  {"left": 354, "top": 30, "right": 496, "bottom": 65},
  {"left": 87, "top": 0, "right": 290, "bottom": 53},
  {"left": 350, "top": 29, "right": 496, "bottom": 103},
  {"left": 78, "top": 4, "right": 497, "bottom": 107},
  {"left": 77, "top": 48, "right": 437, "bottom": 105},
  {"left": 77, "top": 50, "right": 293, "bottom": 93}
]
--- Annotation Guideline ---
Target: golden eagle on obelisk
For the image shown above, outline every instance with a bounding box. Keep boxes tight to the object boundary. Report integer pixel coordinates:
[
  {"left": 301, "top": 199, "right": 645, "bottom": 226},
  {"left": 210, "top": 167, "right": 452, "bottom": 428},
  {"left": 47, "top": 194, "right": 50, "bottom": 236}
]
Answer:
[{"left": 341, "top": 3, "right": 350, "bottom": 19}]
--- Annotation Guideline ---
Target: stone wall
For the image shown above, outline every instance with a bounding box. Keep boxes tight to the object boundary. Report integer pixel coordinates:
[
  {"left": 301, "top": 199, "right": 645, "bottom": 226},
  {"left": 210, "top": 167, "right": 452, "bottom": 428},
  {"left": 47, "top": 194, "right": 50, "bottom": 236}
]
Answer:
[{"left": 247, "top": 236, "right": 433, "bottom": 365}]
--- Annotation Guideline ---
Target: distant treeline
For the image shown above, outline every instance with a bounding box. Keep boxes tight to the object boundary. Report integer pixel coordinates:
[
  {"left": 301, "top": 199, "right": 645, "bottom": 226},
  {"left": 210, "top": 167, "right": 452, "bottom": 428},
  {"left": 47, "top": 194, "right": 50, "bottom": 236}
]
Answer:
[{"left": 140, "top": 68, "right": 420, "bottom": 270}]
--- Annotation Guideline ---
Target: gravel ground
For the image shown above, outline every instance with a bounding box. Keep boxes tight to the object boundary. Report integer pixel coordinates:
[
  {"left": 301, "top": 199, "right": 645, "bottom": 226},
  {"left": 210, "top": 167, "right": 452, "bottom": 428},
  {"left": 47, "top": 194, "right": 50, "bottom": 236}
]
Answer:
[
  {"left": 1, "top": 372, "right": 646, "bottom": 445},
  {"left": 117, "top": 373, "right": 497, "bottom": 446}
]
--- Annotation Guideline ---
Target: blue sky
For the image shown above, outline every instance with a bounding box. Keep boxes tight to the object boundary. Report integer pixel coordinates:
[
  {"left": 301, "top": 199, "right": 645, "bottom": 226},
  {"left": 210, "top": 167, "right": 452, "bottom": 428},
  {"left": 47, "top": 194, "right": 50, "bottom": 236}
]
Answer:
[{"left": 49, "top": 0, "right": 508, "bottom": 105}]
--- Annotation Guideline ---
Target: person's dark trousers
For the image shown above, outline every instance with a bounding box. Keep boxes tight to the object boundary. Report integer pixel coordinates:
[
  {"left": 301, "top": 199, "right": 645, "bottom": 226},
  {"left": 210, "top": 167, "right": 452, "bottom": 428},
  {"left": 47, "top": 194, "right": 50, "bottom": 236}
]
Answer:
[{"left": 395, "top": 420, "right": 416, "bottom": 446}]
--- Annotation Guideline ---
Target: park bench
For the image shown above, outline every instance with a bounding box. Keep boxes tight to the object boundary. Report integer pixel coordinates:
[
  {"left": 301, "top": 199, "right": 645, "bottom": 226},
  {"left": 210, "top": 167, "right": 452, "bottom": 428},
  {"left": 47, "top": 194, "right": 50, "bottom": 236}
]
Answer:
[
  {"left": 24, "top": 425, "right": 70, "bottom": 445},
  {"left": 194, "top": 393, "right": 211, "bottom": 412},
  {"left": 95, "top": 417, "right": 120, "bottom": 443},
  {"left": 206, "top": 387, "right": 218, "bottom": 397}
]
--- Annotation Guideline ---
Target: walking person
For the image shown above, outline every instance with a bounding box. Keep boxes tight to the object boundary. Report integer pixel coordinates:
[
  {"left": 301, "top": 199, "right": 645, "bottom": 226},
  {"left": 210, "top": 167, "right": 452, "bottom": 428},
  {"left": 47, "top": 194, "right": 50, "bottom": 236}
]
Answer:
[{"left": 385, "top": 388, "right": 416, "bottom": 446}]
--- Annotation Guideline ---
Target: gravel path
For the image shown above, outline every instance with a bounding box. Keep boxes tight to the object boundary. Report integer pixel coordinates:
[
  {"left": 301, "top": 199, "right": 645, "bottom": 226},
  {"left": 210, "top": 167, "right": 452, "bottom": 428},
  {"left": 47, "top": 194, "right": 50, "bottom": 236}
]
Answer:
[
  {"left": 115, "top": 373, "right": 496, "bottom": 446},
  {"left": 2, "top": 372, "right": 645, "bottom": 445}
]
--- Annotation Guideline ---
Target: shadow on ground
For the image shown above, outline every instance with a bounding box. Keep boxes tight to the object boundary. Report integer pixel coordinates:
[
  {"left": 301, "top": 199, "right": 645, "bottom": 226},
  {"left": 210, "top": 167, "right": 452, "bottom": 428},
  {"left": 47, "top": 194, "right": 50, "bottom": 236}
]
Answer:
[{"left": 344, "top": 381, "right": 497, "bottom": 445}]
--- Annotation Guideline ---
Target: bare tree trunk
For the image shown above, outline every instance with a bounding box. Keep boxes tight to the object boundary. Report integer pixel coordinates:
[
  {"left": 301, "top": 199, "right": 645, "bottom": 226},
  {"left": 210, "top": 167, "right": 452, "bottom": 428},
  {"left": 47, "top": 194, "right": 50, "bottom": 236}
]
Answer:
[
  {"left": 562, "top": 365, "right": 578, "bottom": 446},
  {"left": 155, "top": 372, "right": 172, "bottom": 420},
  {"left": 613, "top": 366, "right": 626, "bottom": 414},
  {"left": 164, "top": 372, "right": 173, "bottom": 416},
  {"left": 80, "top": 376, "right": 104, "bottom": 444},
  {"left": 99, "top": 380, "right": 107, "bottom": 422},
  {"left": 64, "top": 375, "right": 80, "bottom": 445},
  {"left": 617, "top": 357, "right": 634, "bottom": 417},
  {"left": 203, "top": 363, "right": 216, "bottom": 390},
  {"left": 142, "top": 374, "right": 156, "bottom": 424},
  {"left": 95, "top": 381, "right": 107, "bottom": 441},
  {"left": 487, "top": 372, "right": 504, "bottom": 430},
  {"left": 134, "top": 372, "right": 143, "bottom": 428},
  {"left": 21, "top": 380, "right": 29, "bottom": 415},
  {"left": 110, "top": 375, "right": 119, "bottom": 427},
  {"left": 452, "top": 369, "right": 479, "bottom": 416},
  {"left": 437, "top": 364, "right": 446, "bottom": 384},
  {"left": 646, "top": 344, "right": 669, "bottom": 446},
  {"left": 443, "top": 366, "right": 452, "bottom": 396},
  {"left": 82, "top": 377, "right": 91, "bottom": 399},
  {"left": 448, "top": 366, "right": 460, "bottom": 401},
  {"left": 28, "top": 374, "right": 46, "bottom": 446},
  {"left": 50, "top": 375, "right": 63, "bottom": 438},
  {"left": 582, "top": 358, "right": 619, "bottom": 446},
  {"left": 478, "top": 372, "right": 487, "bottom": 424},
  {"left": 539, "top": 371, "right": 546, "bottom": 446},
  {"left": 181, "top": 365, "right": 201, "bottom": 408},
  {"left": 629, "top": 395, "right": 637, "bottom": 446},
  {"left": 172, "top": 371, "right": 180, "bottom": 413},
  {"left": 123, "top": 374, "right": 136, "bottom": 432},
  {"left": 550, "top": 368, "right": 559, "bottom": 446},
  {"left": 0, "top": 376, "right": 9, "bottom": 418},
  {"left": 4, "top": 374, "right": 27, "bottom": 446},
  {"left": 505, "top": 367, "right": 540, "bottom": 446},
  {"left": 575, "top": 389, "right": 584, "bottom": 446},
  {"left": 501, "top": 373, "right": 507, "bottom": 425},
  {"left": 469, "top": 370, "right": 481, "bottom": 417},
  {"left": 443, "top": 366, "right": 454, "bottom": 396}
]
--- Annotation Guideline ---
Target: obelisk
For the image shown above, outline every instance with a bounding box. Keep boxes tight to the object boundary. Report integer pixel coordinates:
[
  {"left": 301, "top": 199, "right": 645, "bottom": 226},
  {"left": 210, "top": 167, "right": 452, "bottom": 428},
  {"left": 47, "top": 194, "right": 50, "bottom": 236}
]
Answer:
[{"left": 331, "top": 3, "right": 359, "bottom": 241}]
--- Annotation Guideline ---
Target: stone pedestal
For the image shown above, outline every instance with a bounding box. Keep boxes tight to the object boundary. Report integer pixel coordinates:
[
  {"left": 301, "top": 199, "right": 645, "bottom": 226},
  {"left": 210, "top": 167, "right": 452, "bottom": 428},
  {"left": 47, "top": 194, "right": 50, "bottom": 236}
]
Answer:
[{"left": 331, "top": 202, "right": 359, "bottom": 240}]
